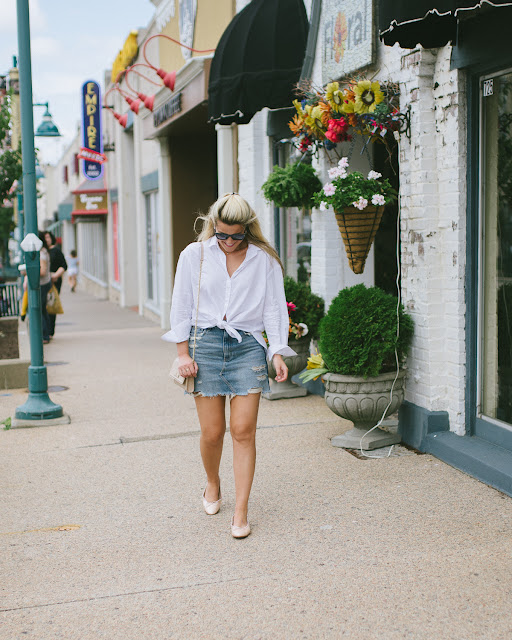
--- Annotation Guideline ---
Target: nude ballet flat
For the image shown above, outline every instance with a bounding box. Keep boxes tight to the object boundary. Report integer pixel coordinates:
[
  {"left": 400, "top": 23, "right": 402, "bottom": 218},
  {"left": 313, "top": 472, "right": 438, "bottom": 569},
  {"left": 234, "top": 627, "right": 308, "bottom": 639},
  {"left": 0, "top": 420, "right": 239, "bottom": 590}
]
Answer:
[
  {"left": 202, "top": 484, "right": 222, "bottom": 515},
  {"left": 231, "top": 517, "right": 251, "bottom": 539}
]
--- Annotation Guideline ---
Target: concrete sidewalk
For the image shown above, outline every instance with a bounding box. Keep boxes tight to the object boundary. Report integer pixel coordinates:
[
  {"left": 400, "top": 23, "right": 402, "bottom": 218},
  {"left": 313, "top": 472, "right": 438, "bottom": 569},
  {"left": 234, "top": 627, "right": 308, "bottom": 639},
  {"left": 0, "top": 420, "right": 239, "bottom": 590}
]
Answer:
[{"left": 1, "top": 289, "right": 511, "bottom": 639}]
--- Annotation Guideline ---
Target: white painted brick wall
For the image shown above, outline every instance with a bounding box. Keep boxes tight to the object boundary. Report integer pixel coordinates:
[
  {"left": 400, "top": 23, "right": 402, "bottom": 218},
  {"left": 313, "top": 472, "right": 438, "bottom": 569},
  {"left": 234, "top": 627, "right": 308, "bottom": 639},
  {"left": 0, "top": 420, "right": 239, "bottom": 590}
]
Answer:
[
  {"left": 237, "top": 110, "right": 274, "bottom": 244},
  {"left": 387, "top": 44, "right": 467, "bottom": 435}
]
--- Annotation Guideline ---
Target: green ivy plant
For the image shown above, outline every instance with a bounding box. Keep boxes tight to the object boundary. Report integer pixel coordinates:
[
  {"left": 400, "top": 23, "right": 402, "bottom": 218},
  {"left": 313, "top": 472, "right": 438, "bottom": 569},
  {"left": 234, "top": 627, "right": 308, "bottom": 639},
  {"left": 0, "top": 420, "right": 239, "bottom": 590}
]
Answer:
[
  {"left": 318, "top": 283, "right": 414, "bottom": 378},
  {"left": 262, "top": 161, "right": 322, "bottom": 210}
]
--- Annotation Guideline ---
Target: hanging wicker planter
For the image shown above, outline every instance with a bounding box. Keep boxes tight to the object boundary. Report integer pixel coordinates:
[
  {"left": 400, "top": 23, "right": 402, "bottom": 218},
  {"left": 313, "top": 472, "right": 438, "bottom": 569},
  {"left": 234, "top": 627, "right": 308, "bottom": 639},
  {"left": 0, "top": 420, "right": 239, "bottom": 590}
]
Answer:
[{"left": 334, "top": 206, "right": 384, "bottom": 274}]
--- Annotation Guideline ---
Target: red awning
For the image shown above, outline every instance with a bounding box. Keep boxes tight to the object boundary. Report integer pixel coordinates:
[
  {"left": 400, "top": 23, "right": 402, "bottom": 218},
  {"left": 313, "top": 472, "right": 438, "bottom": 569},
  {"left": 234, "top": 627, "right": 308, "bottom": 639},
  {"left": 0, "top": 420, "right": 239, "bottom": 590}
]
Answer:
[{"left": 71, "top": 209, "right": 108, "bottom": 222}]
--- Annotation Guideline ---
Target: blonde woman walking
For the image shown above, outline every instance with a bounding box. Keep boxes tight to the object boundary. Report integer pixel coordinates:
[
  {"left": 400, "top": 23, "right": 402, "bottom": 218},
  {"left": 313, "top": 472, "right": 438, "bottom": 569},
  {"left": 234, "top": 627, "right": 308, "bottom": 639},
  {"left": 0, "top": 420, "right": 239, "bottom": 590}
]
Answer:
[{"left": 163, "top": 194, "right": 295, "bottom": 538}]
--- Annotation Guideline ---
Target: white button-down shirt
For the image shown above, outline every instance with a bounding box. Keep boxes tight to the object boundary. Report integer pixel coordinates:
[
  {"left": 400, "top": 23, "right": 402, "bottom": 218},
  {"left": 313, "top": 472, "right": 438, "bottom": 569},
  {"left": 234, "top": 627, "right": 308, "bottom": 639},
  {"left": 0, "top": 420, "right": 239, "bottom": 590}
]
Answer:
[{"left": 162, "top": 236, "right": 296, "bottom": 361}]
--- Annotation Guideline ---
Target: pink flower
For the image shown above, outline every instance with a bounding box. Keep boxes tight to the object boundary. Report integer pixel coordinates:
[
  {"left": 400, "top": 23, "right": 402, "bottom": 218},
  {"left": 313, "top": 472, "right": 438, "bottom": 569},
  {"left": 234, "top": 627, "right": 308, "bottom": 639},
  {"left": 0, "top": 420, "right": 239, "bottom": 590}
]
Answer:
[
  {"left": 328, "top": 166, "right": 347, "bottom": 180},
  {"left": 325, "top": 118, "right": 350, "bottom": 144},
  {"left": 338, "top": 157, "right": 349, "bottom": 169},
  {"left": 371, "top": 194, "right": 386, "bottom": 206},
  {"left": 367, "top": 170, "right": 382, "bottom": 180},
  {"left": 286, "top": 302, "right": 297, "bottom": 314},
  {"left": 352, "top": 197, "right": 368, "bottom": 210},
  {"left": 323, "top": 182, "right": 336, "bottom": 196}
]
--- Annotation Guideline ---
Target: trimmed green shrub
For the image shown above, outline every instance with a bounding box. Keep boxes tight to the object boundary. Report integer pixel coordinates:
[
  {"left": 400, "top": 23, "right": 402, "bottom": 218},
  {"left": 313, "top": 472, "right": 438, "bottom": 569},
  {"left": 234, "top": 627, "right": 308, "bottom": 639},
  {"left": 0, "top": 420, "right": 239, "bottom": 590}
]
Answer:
[
  {"left": 262, "top": 162, "right": 322, "bottom": 209},
  {"left": 319, "top": 283, "right": 414, "bottom": 377},
  {"left": 284, "top": 276, "right": 325, "bottom": 342}
]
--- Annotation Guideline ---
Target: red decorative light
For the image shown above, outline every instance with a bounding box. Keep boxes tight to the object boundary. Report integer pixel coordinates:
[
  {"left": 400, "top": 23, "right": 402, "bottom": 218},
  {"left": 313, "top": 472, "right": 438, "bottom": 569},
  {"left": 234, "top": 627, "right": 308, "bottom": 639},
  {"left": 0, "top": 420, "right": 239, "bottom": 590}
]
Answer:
[
  {"left": 141, "top": 93, "right": 155, "bottom": 111},
  {"left": 114, "top": 112, "right": 128, "bottom": 128},
  {"left": 125, "top": 96, "right": 142, "bottom": 114},
  {"left": 142, "top": 34, "right": 216, "bottom": 93},
  {"left": 104, "top": 86, "right": 129, "bottom": 128},
  {"left": 156, "top": 69, "right": 176, "bottom": 91}
]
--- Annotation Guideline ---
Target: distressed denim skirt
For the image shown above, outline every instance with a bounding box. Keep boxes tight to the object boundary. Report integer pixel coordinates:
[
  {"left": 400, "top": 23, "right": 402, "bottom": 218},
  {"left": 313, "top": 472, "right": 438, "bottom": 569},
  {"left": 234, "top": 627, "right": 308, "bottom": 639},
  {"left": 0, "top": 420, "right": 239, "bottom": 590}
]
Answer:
[{"left": 187, "top": 327, "right": 270, "bottom": 397}]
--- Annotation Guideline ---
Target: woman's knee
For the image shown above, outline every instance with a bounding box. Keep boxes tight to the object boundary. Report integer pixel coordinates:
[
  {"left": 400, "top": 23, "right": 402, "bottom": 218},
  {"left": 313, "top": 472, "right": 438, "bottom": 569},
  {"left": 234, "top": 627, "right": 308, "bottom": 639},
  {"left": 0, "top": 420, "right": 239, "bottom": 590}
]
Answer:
[
  {"left": 201, "top": 425, "right": 226, "bottom": 446},
  {"left": 230, "top": 422, "right": 256, "bottom": 446}
]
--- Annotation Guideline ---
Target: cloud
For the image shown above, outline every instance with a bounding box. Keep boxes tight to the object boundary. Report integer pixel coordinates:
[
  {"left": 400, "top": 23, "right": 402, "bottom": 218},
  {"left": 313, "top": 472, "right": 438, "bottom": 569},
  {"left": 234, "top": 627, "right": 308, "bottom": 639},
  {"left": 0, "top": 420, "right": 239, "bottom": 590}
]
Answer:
[
  {"left": 33, "top": 71, "right": 87, "bottom": 98},
  {"left": 0, "top": 0, "right": 47, "bottom": 34},
  {"left": 31, "top": 36, "right": 60, "bottom": 57}
]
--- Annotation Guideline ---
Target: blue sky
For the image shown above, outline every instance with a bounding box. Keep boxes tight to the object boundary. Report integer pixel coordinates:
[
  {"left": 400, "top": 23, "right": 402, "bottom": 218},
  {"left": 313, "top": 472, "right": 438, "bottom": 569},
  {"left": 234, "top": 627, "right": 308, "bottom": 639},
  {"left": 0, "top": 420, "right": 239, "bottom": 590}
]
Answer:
[{"left": 0, "top": 0, "right": 155, "bottom": 164}]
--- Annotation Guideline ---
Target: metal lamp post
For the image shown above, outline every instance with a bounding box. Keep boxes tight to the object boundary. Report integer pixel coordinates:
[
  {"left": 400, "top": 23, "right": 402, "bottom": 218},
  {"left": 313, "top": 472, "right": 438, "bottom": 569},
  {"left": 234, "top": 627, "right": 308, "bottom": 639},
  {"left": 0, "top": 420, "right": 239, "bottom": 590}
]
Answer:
[{"left": 14, "top": 0, "right": 69, "bottom": 425}]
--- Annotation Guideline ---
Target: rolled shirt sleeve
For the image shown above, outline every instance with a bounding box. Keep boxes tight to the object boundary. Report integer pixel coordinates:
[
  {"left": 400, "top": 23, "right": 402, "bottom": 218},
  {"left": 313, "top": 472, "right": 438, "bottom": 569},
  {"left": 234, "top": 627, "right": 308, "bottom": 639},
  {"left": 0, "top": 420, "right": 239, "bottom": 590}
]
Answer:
[
  {"left": 162, "top": 249, "right": 194, "bottom": 343},
  {"left": 263, "top": 257, "right": 297, "bottom": 362}
]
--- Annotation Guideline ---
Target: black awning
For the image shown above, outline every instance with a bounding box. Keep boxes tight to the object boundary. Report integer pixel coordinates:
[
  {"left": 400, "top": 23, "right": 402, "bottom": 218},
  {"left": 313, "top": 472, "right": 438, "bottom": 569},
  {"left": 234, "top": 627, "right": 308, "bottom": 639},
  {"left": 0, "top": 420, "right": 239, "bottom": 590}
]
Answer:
[
  {"left": 208, "top": 0, "right": 308, "bottom": 125},
  {"left": 379, "top": 0, "right": 512, "bottom": 49}
]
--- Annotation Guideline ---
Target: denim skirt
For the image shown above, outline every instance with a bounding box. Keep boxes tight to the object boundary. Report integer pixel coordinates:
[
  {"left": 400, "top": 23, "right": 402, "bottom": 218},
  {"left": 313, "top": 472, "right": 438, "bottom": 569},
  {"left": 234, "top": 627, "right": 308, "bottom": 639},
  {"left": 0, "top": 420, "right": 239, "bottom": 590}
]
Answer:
[{"left": 187, "top": 327, "right": 270, "bottom": 397}]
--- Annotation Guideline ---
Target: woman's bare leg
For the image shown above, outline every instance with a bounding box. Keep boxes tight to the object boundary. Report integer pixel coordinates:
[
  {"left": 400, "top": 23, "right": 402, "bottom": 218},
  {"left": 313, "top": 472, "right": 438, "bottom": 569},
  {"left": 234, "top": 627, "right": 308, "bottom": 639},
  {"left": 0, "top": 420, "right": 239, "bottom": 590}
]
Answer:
[
  {"left": 195, "top": 395, "right": 226, "bottom": 502},
  {"left": 229, "top": 393, "right": 261, "bottom": 527}
]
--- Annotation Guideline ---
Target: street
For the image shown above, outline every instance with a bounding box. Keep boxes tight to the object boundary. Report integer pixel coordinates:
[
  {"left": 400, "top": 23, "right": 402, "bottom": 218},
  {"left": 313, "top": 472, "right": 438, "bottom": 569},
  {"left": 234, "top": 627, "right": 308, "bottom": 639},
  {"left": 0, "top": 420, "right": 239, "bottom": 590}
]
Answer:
[{"left": 1, "top": 289, "right": 511, "bottom": 639}]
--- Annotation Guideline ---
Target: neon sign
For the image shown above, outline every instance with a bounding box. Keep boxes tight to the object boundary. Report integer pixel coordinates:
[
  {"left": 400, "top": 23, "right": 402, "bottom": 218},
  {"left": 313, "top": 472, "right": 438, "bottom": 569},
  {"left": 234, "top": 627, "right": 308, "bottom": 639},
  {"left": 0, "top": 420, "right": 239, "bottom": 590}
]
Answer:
[{"left": 81, "top": 80, "right": 103, "bottom": 180}]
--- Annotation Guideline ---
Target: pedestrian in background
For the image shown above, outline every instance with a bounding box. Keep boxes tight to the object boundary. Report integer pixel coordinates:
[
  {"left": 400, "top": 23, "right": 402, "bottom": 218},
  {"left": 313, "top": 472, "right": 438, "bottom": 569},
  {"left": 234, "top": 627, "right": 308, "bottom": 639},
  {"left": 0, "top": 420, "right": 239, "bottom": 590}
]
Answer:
[
  {"left": 38, "top": 230, "right": 52, "bottom": 344},
  {"left": 163, "top": 193, "right": 295, "bottom": 539},
  {"left": 45, "top": 231, "right": 67, "bottom": 338},
  {"left": 67, "top": 249, "right": 78, "bottom": 292}
]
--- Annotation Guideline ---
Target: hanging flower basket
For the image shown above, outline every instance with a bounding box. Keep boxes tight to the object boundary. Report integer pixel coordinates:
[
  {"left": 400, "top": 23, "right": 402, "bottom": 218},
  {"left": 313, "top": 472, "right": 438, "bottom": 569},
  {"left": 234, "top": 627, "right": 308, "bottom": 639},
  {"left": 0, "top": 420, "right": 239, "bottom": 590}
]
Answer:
[
  {"left": 288, "top": 76, "right": 410, "bottom": 159},
  {"left": 312, "top": 157, "right": 396, "bottom": 275},
  {"left": 334, "top": 206, "right": 384, "bottom": 274}
]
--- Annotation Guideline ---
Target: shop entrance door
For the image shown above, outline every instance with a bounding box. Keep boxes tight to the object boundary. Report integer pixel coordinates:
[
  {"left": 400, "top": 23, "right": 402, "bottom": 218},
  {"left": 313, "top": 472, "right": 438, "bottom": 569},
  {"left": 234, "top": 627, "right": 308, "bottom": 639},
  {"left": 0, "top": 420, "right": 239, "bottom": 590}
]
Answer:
[{"left": 477, "top": 69, "right": 512, "bottom": 447}]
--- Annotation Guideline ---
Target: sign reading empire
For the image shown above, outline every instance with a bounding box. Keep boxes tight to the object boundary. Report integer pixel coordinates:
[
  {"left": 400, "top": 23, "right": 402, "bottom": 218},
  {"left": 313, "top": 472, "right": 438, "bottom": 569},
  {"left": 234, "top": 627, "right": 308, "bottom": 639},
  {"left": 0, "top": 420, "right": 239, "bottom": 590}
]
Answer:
[
  {"left": 81, "top": 81, "right": 103, "bottom": 180},
  {"left": 321, "top": 0, "right": 375, "bottom": 84}
]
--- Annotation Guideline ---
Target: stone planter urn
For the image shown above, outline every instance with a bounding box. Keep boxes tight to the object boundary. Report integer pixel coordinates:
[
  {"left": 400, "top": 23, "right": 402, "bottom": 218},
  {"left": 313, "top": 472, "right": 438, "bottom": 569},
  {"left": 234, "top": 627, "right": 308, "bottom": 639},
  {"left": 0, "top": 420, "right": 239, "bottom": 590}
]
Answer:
[
  {"left": 323, "top": 369, "right": 407, "bottom": 449},
  {"left": 264, "top": 336, "right": 310, "bottom": 400}
]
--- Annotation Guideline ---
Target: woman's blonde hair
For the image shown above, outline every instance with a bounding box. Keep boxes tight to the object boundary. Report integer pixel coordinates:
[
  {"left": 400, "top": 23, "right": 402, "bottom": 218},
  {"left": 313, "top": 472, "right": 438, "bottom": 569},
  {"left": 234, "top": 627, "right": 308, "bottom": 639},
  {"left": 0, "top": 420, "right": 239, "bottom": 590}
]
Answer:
[{"left": 196, "top": 193, "right": 283, "bottom": 269}]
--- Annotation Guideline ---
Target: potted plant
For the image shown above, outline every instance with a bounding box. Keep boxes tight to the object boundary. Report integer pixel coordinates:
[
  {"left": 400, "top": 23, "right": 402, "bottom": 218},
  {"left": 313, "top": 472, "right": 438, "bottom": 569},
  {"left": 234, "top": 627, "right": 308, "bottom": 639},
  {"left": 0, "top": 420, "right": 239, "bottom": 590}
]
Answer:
[
  {"left": 312, "top": 157, "right": 396, "bottom": 274},
  {"left": 300, "top": 284, "right": 414, "bottom": 449},
  {"left": 261, "top": 161, "right": 322, "bottom": 212},
  {"left": 265, "top": 277, "right": 324, "bottom": 400}
]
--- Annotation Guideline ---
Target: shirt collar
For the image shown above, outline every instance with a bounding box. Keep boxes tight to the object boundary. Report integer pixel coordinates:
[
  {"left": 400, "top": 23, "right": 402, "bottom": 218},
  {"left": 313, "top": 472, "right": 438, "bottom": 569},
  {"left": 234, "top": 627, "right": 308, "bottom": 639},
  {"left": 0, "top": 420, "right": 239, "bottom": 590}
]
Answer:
[{"left": 206, "top": 235, "right": 262, "bottom": 258}]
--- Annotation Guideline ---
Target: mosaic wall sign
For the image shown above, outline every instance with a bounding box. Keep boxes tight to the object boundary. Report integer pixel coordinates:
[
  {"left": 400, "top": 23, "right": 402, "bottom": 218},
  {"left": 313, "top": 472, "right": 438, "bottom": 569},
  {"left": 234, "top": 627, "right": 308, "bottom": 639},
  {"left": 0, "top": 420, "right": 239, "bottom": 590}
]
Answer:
[
  {"left": 321, "top": 0, "right": 375, "bottom": 84},
  {"left": 179, "top": 0, "right": 197, "bottom": 60}
]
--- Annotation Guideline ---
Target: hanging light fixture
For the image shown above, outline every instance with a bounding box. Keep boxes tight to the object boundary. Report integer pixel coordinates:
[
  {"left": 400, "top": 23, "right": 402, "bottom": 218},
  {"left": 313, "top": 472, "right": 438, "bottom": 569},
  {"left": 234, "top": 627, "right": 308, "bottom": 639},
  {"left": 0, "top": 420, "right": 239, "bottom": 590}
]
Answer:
[
  {"left": 113, "top": 69, "right": 143, "bottom": 114},
  {"left": 142, "top": 34, "right": 216, "bottom": 92},
  {"left": 103, "top": 87, "right": 128, "bottom": 128},
  {"left": 34, "top": 102, "right": 61, "bottom": 137},
  {"left": 124, "top": 63, "right": 163, "bottom": 112}
]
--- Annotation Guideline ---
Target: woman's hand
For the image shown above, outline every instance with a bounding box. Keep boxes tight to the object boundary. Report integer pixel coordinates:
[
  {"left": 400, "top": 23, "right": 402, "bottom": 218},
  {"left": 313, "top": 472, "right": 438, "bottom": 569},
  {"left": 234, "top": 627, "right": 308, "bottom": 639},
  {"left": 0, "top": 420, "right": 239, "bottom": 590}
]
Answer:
[
  {"left": 178, "top": 353, "right": 198, "bottom": 378},
  {"left": 272, "top": 354, "right": 288, "bottom": 382}
]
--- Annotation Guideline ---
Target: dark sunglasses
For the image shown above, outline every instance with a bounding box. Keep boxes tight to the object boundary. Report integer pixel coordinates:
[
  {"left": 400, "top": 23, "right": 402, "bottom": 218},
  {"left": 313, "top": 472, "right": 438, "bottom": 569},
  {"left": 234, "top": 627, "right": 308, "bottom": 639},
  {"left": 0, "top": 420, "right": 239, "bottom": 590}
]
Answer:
[{"left": 214, "top": 230, "right": 246, "bottom": 241}]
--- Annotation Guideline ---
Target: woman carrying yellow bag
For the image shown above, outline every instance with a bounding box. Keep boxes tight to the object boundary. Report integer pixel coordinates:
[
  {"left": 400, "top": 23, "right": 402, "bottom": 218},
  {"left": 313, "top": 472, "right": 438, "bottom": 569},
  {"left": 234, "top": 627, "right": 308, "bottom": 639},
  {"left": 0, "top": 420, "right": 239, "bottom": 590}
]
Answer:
[
  {"left": 20, "top": 287, "right": 28, "bottom": 320},
  {"left": 46, "top": 285, "right": 64, "bottom": 315}
]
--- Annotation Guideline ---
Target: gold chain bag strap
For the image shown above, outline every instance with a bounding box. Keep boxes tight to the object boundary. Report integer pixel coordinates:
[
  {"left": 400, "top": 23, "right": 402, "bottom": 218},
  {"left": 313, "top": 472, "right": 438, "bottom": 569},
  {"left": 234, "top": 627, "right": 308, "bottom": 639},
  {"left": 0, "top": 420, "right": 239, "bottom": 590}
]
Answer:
[{"left": 169, "top": 242, "right": 204, "bottom": 392}]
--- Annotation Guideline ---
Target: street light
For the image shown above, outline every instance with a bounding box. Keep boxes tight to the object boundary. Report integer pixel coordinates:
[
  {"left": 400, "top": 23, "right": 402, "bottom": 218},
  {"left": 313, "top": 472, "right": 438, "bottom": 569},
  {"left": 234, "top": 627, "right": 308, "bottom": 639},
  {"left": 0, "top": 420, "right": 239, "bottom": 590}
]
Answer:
[
  {"left": 34, "top": 102, "right": 61, "bottom": 137},
  {"left": 13, "top": 0, "right": 69, "bottom": 426}
]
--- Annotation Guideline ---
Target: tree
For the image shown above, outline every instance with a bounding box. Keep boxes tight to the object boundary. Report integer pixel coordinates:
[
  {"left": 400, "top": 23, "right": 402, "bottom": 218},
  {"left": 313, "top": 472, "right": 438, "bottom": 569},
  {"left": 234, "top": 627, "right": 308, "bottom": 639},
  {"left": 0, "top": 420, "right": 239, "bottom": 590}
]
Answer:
[{"left": 0, "top": 92, "right": 22, "bottom": 265}]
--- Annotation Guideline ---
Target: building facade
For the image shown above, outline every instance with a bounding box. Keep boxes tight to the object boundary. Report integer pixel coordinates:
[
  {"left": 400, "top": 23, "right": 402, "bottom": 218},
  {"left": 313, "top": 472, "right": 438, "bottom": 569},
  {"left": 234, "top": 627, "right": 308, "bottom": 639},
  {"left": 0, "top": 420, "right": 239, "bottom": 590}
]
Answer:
[{"left": 41, "top": 0, "right": 512, "bottom": 496}]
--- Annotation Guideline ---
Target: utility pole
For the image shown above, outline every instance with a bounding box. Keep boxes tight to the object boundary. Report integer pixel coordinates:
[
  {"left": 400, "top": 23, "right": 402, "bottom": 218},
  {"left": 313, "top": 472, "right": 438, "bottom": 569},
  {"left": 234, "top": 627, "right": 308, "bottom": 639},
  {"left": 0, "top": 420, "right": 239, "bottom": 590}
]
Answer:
[{"left": 13, "top": 0, "right": 69, "bottom": 426}]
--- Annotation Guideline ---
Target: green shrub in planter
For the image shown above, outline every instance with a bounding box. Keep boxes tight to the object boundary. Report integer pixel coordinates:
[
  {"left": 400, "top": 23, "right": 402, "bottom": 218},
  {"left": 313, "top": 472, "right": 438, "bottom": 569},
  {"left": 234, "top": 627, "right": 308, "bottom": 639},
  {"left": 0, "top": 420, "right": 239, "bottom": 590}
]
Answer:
[
  {"left": 319, "top": 283, "right": 413, "bottom": 378},
  {"left": 284, "top": 276, "right": 325, "bottom": 342},
  {"left": 262, "top": 162, "right": 322, "bottom": 209}
]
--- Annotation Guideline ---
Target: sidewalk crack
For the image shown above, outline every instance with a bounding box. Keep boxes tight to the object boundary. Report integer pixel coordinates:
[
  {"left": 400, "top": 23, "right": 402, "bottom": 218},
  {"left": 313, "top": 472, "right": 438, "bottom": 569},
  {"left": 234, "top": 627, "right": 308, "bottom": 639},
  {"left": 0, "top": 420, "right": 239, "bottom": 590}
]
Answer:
[{"left": 0, "top": 577, "right": 247, "bottom": 613}]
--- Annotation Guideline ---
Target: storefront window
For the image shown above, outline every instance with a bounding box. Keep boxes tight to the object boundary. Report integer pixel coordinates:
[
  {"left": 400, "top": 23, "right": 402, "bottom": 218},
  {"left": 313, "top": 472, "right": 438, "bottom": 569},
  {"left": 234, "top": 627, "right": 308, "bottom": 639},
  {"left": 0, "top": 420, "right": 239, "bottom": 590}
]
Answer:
[
  {"left": 481, "top": 71, "right": 512, "bottom": 424},
  {"left": 145, "top": 191, "right": 160, "bottom": 305}
]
